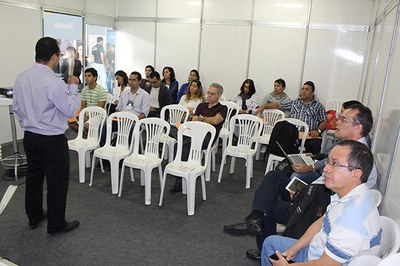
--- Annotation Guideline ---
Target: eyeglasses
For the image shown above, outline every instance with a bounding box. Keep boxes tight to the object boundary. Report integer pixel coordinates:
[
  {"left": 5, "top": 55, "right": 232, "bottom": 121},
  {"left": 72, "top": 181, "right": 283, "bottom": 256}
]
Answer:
[
  {"left": 325, "top": 158, "right": 360, "bottom": 171},
  {"left": 338, "top": 115, "right": 360, "bottom": 124},
  {"left": 128, "top": 78, "right": 138, "bottom": 81}
]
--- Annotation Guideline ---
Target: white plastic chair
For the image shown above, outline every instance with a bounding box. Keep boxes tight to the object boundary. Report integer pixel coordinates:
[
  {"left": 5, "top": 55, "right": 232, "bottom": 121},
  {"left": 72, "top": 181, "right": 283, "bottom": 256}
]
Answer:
[
  {"left": 218, "top": 114, "right": 263, "bottom": 189},
  {"left": 160, "top": 104, "right": 190, "bottom": 163},
  {"left": 371, "top": 189, "right": 382, "bottom": 207},
  {"left": 255, "top": 109, "right": 285, "bottom": 160},
  {"left": 90, "top": 112, "right": 138, "bottom": 194},
  {"left": 119, "top": 118, "right": 170, "bottom": 205},
  {"left": 379, "top": 216, "right": 400, "bottom": 259},
  {"left": 159, "top": 121, "right": 216, "bottom": 215},
  {"left": 265, "top": 118, "right": 309, "bottom": 174},
  {"left": 68, "top": 106, "right": 107, "bottom": 183},
  {"left": 378, "top": 253, "right": 400, "bottom": 265},
  {"left": 106, "top": 93, "right": 114, "bottom": 114},
  {"left": 348, "top": 255, "right": 382, "bottom": 266},
  {"left": 218, "top": 101, "right": 240, "bottom": 155},
  {"left": 321, "top": 99, "right": 343, "bottom": 153}
]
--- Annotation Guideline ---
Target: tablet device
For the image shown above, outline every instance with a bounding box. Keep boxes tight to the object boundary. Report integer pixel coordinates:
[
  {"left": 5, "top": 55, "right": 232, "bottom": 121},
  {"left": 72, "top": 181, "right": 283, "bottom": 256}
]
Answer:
[{"left": 285, "top": 176, "right": 307, "bottom": 194}]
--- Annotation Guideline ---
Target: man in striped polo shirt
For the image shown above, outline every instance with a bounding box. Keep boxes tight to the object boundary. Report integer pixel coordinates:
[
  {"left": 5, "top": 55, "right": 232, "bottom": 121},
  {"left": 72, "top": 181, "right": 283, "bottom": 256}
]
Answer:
[{"left": 81, "top": 68, "right": 107, "bottom": 109}]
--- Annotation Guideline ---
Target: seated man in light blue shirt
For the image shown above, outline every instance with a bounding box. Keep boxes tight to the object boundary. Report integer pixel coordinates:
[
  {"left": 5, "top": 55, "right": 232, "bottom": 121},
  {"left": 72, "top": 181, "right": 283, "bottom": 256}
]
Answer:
[
  {"left": 262, "top": 140, "right": 381, "bottom": 266},
  {"left": 100, "top": 71, "right": 150, "bottom": 146}
]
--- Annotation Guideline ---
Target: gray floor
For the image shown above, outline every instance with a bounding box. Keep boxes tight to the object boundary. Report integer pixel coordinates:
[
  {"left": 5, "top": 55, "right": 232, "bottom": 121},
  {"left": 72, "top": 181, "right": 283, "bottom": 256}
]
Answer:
[{"left": 0, "top": 131, "right": 268, "bottom": 265}]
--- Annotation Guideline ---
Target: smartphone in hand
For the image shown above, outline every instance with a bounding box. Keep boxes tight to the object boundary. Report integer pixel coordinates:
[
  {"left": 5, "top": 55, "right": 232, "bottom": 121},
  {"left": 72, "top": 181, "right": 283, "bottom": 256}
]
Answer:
[{"left": 269, "top": 253, "right": 295, "bottom": 263}]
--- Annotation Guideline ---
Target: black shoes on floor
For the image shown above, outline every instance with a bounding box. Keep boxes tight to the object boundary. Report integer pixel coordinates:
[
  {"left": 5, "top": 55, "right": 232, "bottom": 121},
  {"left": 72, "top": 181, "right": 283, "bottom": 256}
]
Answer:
[
  {"left": 29, "top": 212, "right": 47, "bottom": 229},
  {"left": 170, "top": 182, "right": 182, "bottom": 193},
  {"left": 223, "top": 218, "right": 263, "bottom": 236},
  {"left": 48, "top": 221, "right": 80, "bottom": 235},
  {"left": 246, "top": 249, "right": 261, "bottom": 261}
]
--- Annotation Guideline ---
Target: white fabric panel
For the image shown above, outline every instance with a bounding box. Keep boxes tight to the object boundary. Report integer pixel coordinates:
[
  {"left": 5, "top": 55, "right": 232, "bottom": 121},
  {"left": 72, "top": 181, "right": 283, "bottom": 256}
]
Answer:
[
  {"left": 158, "top": 0, "right": 202, "bottom": 18},
  {"left": 254, "top": 0, "right": 309, "bottom": 24},
  {"left": 86, "top": 0, "right": 116, "bottom": 18},
  {"left": 310, "top": 0, "right": 374, "bottom": 25},
  {"left": 199, "top": 24, "right": 250, "bottom": 99},
  {"left": 203, "top": 0, "right": 253, "bottom": 20},
  {"left": 0, "top": 4, "right": 42, "bottom": 87},
  {"left": 117, "top": 0, "right": 156, "bottom": 17},
  {"left": 302, "top": 29, "right": 368, "bottom": 106},
  {"left": 249, "top": 26, "right": 307, "bottom": 102},
  {"left": 155, "top": 23, "right": 201, "bottom": 84},
  {"left": 115, "top": 21, "right": 156, "bottom": 76}
]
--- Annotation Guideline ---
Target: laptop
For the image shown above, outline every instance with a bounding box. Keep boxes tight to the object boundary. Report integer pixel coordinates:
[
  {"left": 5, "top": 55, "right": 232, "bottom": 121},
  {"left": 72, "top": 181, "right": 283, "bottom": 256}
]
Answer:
[{"left": 276, "top": 141, "right": 315, "bottom": 166}]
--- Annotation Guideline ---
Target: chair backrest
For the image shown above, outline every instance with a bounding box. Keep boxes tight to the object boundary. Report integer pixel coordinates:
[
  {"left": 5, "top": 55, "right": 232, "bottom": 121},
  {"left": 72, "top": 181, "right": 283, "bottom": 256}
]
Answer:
[
  {"left": 262, "top": 109, "right": 285, "bottom": 136},
  {"left": 371, "top": 189, "right": 382, "bottom": 207},
  {"left": 175, "top": 121, "right": 216, "bottom": 166},
  {"left": 379, "top": 216, "right": 400, "bottom": 258},
  {"left": 228, "top": 114, "right": 263, "bottom": 149},
  {"left": 219, "top": 101, "right": 240, "bottom": 132},
  {"left": 326, "top": 99, "right": 343, "bottom": 118},
  {"left": 160, "top": 104, "right": 190, "bottom": 125},
  {"left": 277, "top": 118, "right": 309, "bottom": 153},
  {"left": 106, "top": 93, "right": 114, "bottom": 114},
  {"left": 348, "top": 255, "right": 382, "bottom": 266},
  {"left": 132, "top": 118, "right": 170, "bottom": 160},
  {"left": 378, "top": 253, "right": 400, "bottom": 265},
  {"left": 77, "top": 106, "right": 107, "bottom": 143},
  {"left": 105, "top": 111, "right": 138, "bottom": 149}
]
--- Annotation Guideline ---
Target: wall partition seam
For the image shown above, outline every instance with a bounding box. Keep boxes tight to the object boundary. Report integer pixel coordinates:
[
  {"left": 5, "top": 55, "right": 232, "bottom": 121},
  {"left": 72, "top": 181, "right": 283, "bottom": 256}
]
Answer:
[
  {"left": 197, "top": 0, "right": 205, "bottom": 72},
  {"left": 358, "top": 28, "right": 375, "bottom": 101},
  {"left": 372, "top": 1, "right": 400, "bottom": 156},
  {"left": 298, "top": 0, "right": 313, "bottom": 91},
  {"left": 245, "top": 0, "right": 255, "bottom": 78},
  {"left": 154, "top": 0, "right": 159, "bottom": 69}
]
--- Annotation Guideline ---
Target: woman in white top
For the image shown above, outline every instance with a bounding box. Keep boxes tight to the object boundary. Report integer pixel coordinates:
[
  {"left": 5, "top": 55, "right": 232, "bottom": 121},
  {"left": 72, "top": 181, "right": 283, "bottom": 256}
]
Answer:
[
  {"left": 230, "top": 79, "right": 259, "bottom": 114},
  {"left": 179, "top": 80, "right": 205, "bottom": 115}
]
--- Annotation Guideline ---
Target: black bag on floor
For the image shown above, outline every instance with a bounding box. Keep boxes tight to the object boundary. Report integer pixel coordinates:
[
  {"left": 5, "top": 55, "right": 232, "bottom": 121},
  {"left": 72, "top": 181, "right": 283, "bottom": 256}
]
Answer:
[{"left": 283, "top": 184, "right": 331, "bottom": 239}]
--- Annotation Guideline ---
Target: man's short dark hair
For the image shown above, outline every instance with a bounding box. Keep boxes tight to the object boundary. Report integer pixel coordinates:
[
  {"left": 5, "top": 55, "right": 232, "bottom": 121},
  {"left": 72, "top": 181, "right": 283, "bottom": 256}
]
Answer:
[
  {"left": 35, "top": 37, "right": 59, "bottom": 63},
  {"left": 97, "top": 37, "right": 103, "bottom": 43},
  {"left": 275, "top": 78, "right": 286, "bottom": 89},
  {"left": 130, "top": 71, "right": 142, "bottom": 81},
  {"left": 350, "top": 104, "right": 373, "bottom": 137},
  {"left": 149, "top": 71, "right": 160, "bottom": 80},
  {"left": 145, "top": 65, "right": 155, "bottom": 72},
  {"left": 336, "top": 140, "right": 373, "bottom": 183},
  {"left": 304, "top": 81, "right": 315, "bottom": 92},
  {"left": 342, "top": 100, "right": 362, "bottom": 110},
  {"left": 85, "top": 68, "right": 98, "bottom": 78}
]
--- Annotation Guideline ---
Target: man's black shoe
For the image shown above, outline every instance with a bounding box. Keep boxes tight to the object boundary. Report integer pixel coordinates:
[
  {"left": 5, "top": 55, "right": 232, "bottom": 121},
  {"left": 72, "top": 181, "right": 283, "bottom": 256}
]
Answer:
[
  {"left": 170, "top": 182, "right": 182, "bottom": 193},
  {"left": 48, "top": 220, "right": 80, "bottom": 235},
  {"left": 29, "top": 212, "right": 47, "bottom": 229},
  {"left": 223, "top": 218, "right": 263, "bottom": 236},
  {"left": 246, "top": 249, "right": 261, "bottom": 261}
]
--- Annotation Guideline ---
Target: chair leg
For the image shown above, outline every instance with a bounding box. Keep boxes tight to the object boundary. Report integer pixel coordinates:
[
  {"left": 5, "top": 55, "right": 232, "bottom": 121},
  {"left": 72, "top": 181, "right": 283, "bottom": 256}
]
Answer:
[
  {"left": 245, "top": 157, "right": 252, "bottom": 189},
  {"left": 144, "top": 168, "right": 152, "bottom": 205},
  {"left": 205, "top": 155, "right": 211, "bottom": 182},
  {"left": 255, "top": 145, "right": 261, "bottom": 160},
  {"left": 158, "top": 166, "right": 163, "bottom": 186},
  {"left": 118, "top": 163, "right": 126, "bottom": 197},
  {"left": 211, "top": 150, "right": 216, "bottom": 172},
  {"left": 85, "top": 151, "right": 91, "bottom": 168},
  {"left": 110, "top": 160, "right": 120, "bottom": 194},
  {"left": 78, "top": 151, "right": 86, "bottom": 183},
  {"left": 182, "top": 179, "right": 187, "bottom": 195},
  {"left": 159, "top": 172, "right": 167, "bottom": 206},
  {"left": 89, "top": 155, "right": 96, "bottom": 187},
  {"left": 168, "top": 142, "right": 175, "bottom": 163},
  {"left": 201, "top": 174, "right": 206, "bottom": 200},
  {"left": 140, "top": 170, "right": 145, "bottom": 186},
  {"left": 217, "top": 153, "right": 226, "bottom": 183},
  {"left": 229, "top": 157, "right": 236, "bottom": 174},
  {"left": 100, "top": 159, "right": 105, "bottom": 173},
  {"left": 164, "top": 145, "right": 169, "bottom": 160},
  {"left": 187, "top": 177, "right": 196, "bottom": 216},
  {"left": 130, "top": 168, "right": 135, "bottom": 182}
]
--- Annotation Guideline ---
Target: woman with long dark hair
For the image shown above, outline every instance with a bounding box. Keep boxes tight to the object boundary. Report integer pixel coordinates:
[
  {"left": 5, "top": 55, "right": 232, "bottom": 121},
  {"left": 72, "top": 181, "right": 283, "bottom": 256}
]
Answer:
[{"left": 230, "top": 79, "right": 259, "bottom": 114}]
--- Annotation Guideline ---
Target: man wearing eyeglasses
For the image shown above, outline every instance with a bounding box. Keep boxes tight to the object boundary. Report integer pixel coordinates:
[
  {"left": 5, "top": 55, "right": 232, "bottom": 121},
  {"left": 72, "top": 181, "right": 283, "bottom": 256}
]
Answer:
[
  {"left": 224, "top": 102, "right": 378, "bottom": 261},
  {"left": 144, "top": 71, "right": 172, "bottom": 117},
  {"left": 99, "top": 71, "right": 151, "bottom": 147},
  {"left": 12, "top": 37, "right": 80, "bottom": 235},
  {"left": 261, "top": 140, "right": 381, "bottom": 265}
]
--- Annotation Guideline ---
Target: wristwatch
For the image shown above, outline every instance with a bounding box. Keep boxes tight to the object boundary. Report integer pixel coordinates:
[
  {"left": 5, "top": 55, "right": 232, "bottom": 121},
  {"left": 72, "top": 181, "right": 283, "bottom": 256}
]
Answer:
[
  {"left": 317, "top": 128, "right": 322, "bottom": 134},
  {"left": 199, "top": 115, "right": 204, "bottom": 122}
]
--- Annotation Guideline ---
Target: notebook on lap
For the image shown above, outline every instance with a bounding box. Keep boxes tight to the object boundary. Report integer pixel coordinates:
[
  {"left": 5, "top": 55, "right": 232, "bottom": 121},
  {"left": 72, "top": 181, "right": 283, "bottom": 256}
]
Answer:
[{"left": 276, "top": 141, "right": 315, "bottom": 166}]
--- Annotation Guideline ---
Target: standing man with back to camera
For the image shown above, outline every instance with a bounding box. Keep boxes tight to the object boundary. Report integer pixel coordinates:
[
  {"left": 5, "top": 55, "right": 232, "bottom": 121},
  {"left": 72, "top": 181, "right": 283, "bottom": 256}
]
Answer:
[{"left": 13, "top": 37, "right": 80, "bottom": 235}]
